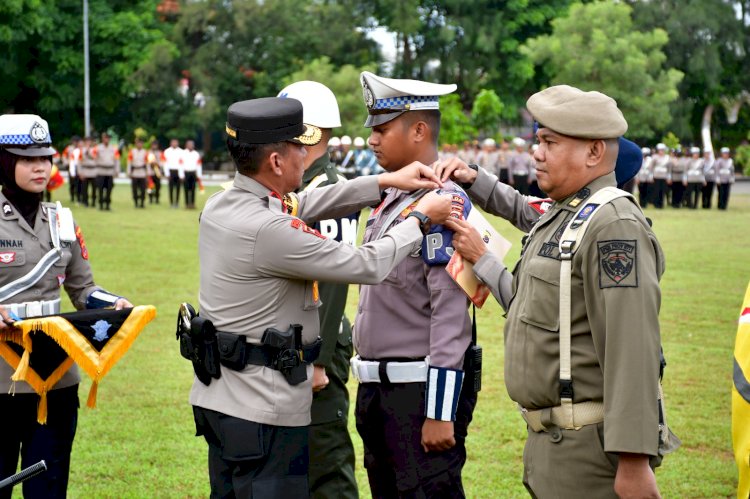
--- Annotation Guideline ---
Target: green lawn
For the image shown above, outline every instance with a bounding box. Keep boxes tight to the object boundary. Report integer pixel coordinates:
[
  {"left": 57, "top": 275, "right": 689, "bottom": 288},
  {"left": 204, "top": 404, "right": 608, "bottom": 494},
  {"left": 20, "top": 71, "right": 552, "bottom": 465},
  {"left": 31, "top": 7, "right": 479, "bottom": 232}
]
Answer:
[{"left": 14, "top": 183, "right": 746, "bottom": 498}]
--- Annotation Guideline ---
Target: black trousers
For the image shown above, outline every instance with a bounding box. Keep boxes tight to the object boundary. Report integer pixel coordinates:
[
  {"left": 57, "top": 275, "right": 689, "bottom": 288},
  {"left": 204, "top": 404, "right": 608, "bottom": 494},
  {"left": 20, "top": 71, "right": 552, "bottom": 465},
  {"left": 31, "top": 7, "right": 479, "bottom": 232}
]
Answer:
[
  {"left": 356, "top": 380, "right": 477, "bottom": 498},
  {"left": 701, "top": 181, "right": 715, "bottom": 208},
  {"left": 80, "top": 177, "right": 96, "bottom": 206},
  {"left": 131, "top": 178, "right": 147, "bottom": 207},
  {"left": 638, "top": 182, "right": 650, "bottom": 208},
  {"left": 184, "top": 171, "right": 197, "bottom": 207},
  {"left": 670, "top": 182, "right": 685, "bottom": 208},
  {"left": 68, "top": 176, "right": 78, "bottom": 203},
  {"left": 651, "top": 179, "right": 668, "bottom": 208},
  {"left": 498, "top": 169, "right": 510, "bottom": 184},
  {"left": 513, "top": 174, "right": 529, "bottom": 195},
  {"left": 685, "top": 183, "right": 702, "bottom": 209},
  {"left": 192, "top": 407, "right": 309, "bottom": 499},
  {"left": 168, "top": 171, "right": 181, "bottom": 206},
  {"left": 0, "top": 385, "right": 79, "bottom": 499},
  {"left": 717, "top": 183, "right": 731, "bottom": 210},
  {"left": 96, "top": 175, "right": 114, "bottom": 209},
  {"left": 148, "top": 175, "right": 161, "bottom": 203}
]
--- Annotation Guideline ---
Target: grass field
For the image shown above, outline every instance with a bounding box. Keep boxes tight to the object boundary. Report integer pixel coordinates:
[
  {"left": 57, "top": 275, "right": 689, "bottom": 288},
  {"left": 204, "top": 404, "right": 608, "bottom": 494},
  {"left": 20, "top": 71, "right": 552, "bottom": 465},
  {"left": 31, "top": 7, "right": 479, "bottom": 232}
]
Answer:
[{"left": 14, "top": 183, "right": 747, "bottom": 498}]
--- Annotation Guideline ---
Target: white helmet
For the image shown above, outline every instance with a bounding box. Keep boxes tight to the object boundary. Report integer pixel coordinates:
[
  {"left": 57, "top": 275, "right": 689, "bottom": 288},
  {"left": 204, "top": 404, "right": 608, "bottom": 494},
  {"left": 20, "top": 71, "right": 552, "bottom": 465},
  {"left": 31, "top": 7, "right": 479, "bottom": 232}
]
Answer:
[
  {"left": 277, "top": 80, "right": 342, "bottom": 128},
  {"left": 690, "top": 146, "right": 700, "bottom": 154},
  {"left": 513, "top": 137, "right": 526, "bottom": 148},
  {"left": 482, "top": 138, "right": 496, "bottom": 147},
  {"left": 720, "top": 147, "right": 730, "bottom": 154},
  {"left": 353, "top": 136, "right": 366, "bottom": 147},
  {"left": 656, "top": 143, "right": 667, "bottom": 151},
  {"left": 341, "top": 135, "right": 352, "bottom": 146},
  {"left": 328, "top": 137, "right": 341, "bottom": 147},
  {"left": 641, "top": 147, "right": 651, "bottom": 155}
]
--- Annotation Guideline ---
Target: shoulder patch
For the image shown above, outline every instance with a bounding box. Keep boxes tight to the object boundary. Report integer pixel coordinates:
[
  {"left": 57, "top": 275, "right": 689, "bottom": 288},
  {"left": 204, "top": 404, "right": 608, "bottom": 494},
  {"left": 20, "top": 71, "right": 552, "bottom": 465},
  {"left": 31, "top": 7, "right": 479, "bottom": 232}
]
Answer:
[
  {"left": 291, "top": 218, "right": 326, "bottom": 239},
  {"left": 598, "top": 239, "right": 637, "bottom": 288},
  {"left": 529, "top": 198, "right": 553, "bottom": 215},
  {"left": 76, "top": 226, "right": 89, "bottom": 260}
]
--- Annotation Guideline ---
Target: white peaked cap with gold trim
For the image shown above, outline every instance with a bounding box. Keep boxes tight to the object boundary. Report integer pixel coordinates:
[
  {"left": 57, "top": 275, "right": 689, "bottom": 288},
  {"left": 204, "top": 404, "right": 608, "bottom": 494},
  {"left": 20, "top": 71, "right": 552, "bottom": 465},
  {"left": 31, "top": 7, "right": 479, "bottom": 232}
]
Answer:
[{"left": 360, "top": 71, "right": 456, "bottom": 127}]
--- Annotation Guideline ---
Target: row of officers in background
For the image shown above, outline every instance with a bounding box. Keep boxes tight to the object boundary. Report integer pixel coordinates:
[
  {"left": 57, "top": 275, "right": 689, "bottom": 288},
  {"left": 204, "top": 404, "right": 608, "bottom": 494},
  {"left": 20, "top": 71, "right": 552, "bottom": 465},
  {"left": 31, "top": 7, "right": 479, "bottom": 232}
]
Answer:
[
  {"left": 635, "top": 144, "right": 736, "bottom": 210},
  {"left": 57, "top": 135, "right": 203, "bottom": 210}
]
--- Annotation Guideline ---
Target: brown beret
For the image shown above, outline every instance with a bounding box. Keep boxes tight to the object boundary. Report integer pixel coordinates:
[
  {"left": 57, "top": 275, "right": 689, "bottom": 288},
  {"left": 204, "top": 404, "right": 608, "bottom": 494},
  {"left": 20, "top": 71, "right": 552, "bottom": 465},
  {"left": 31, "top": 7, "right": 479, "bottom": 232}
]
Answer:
[{"left": 527, "top": 85, "right": 627, "bottom": 139}]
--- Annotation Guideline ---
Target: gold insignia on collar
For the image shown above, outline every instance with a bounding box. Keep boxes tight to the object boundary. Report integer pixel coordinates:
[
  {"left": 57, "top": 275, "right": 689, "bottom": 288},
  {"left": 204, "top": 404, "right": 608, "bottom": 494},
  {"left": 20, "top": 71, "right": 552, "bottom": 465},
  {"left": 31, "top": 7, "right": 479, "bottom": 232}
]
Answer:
[
  {"left": 297, "top": 125, "right": 322, "bottom": 146},
  {"left": 568, "top": 198, "right": 582, "bottom": 208}
]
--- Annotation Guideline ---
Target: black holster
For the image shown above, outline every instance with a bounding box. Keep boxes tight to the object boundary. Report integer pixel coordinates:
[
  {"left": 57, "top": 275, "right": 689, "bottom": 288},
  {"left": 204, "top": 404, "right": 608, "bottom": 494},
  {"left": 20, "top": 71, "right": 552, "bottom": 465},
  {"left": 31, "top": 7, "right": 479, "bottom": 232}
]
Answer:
[
  {"left": 176, "top": 303, "right": 221, "bottom": 386},
  {"left": 212, "top": 324, "right": 322, "bottom": 386},
  {"left": 463, "top": 343, "right": 482, "bottom": 393}
]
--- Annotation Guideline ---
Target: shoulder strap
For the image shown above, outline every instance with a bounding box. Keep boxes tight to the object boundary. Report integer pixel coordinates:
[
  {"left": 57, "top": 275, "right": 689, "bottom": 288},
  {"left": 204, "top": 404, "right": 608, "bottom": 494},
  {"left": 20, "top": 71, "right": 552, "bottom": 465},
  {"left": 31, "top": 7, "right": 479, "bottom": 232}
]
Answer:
[
  {"left": 374, "top": 189, "right": 428, "bottom": 240},
  {"left": 557, "top": 186, "right": 634, "bottom": 428},
  {"left": 0, "top": 204, "right": 65, "bottom": 303}
]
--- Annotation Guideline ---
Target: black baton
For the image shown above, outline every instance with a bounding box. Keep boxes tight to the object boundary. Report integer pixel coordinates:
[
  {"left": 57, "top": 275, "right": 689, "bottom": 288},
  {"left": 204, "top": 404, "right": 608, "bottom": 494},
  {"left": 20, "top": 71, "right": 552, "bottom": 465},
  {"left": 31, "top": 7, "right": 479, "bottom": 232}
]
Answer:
[{"left": 0, "top": 460, "right": 47, "bottom": 490}]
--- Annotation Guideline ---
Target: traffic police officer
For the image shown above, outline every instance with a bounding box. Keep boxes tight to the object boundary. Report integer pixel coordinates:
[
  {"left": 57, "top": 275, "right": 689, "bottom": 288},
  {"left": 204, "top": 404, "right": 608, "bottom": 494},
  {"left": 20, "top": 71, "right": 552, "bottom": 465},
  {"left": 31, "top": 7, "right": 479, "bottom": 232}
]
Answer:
[
  {"left": 277, "top": 80, "right": 359, "bottom": 499},
  {"left": 437, "top": 85, "right": 678, "bottom": 498},
  {"left": 353, "top": 72, "right": 477, "bottom": 498},
  {"left": 0, "top": 114, "right": 131, "bottom": 498},
  {"left": 650, "top": 143, "right": 670, "bottom": 208},
  {"left": 636, "top": 146, "right": 653, "bottom": 207},
  {"left": 190, "top": 97, "right": 452, "bottom": 498},
  {"left": 127, "top": 138, "right": 149, "bottom": 208},
  {"left": 684, "top": 146, "right": 705, "bottom": 209}
]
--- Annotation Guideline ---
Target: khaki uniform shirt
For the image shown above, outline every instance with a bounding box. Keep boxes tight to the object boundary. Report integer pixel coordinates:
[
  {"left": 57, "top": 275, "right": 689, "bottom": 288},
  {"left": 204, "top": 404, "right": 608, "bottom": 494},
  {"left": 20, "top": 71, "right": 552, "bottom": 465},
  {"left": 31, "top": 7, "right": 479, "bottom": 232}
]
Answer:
[
  {"left": 509, "top": 151, "right": 533, "bottom": 176},
  {"left": 467, "top": 170, "right": 664, "bottom": 456},
  {"left": 80, "top": 146, "right": 98, "bottom": 179},
  {"left": 651, "top": 154, "right": 670, "bottom": 180},
  {"left": 686, "top": 158, "right": 705, "bottom": 183},
  {"left": 128, "top": 148, "right": 149, "bottom": 179},
  {"left": 457, "top": 148, "right": 476, "bottom": 165},
  {"left": 189, "top": 174, "right": 422, "bottom": 427},
  {"left": 476, "top": 150, "right": 500, "bottom": 177},
  {"left": 716, "top": 158, "right": 735, "bottom": 184},
  {"left": 0, "top": 195, "right": 100, "bottom": 394},
  {"left": 354, "top": 181, "right": 471, "bottom": 370},
  {"left": 96, "top": 143, "right": 119, "bottom": 177}
]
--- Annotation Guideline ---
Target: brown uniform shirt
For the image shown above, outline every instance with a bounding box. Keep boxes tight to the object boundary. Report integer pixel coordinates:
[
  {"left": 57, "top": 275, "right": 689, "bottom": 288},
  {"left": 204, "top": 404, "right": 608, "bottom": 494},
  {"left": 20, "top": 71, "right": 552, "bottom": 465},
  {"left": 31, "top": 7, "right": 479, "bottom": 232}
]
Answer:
[
  {"left": 0, "top": 195, "right": 100, "bottom": 393},
  {"left": 96, "top": 143, "right": 119, "bottom": 177},
  {"left": 189, "top": 174, "right": 423, "bottom": 427},
  {"left": 467, "top": 169, "right": 664, "bottom": 456}
]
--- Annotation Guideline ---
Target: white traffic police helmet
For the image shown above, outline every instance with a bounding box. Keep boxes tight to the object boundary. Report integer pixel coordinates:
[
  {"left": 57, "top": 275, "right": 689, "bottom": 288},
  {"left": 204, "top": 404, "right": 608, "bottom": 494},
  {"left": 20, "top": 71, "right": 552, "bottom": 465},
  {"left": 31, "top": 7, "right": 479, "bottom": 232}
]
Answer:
[
  {"left": 0, "top": 114, "right": 56, "bottom": 156},
  {"left": 277, "top": 81, "right": 342, "bottom": 129}
]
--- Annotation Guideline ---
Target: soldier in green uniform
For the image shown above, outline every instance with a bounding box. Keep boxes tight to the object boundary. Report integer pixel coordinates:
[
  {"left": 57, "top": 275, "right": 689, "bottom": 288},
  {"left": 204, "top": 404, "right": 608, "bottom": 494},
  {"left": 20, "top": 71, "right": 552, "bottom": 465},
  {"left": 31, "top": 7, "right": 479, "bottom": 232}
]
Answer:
[
  {"left": 277, "top": 80, "right": 359, "bottom": 499},
  {"left": 437, "top": 85, "right": 678, "bottom": 498}
]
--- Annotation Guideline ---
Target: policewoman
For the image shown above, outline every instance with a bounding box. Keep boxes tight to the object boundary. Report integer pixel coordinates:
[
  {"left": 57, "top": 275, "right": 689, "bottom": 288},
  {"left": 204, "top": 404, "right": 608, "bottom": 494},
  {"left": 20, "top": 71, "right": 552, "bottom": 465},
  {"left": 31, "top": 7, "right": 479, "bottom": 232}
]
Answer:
[
  {"left": 190, "top": 97, "right": 451, "bottom": 498},
  {"left": 353, "top": 72, "right": 476, "bottom": 498},
  {"left": 437, "top": 86, "right": 679, "bottom": 498},
  {"left": 0, "top": 114, "right": 131, "bottom": 498}
]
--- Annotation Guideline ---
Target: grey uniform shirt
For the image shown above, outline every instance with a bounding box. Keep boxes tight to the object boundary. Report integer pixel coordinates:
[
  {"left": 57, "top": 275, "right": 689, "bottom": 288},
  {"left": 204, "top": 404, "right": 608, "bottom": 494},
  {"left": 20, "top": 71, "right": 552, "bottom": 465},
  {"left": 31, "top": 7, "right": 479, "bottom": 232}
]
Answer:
[
  {"left": 510, "top": 151, "right": 534, "bottom": 176},
  {"left": 128, "top": 148, "right": 149, "bottom": 179},
  {"left": 686, "top": 158, "right": 705, "bottom": 183},
  {"left": 716, "top": 158, "right": 735, "bottom": 184},
  {"left": 96, "top": 144, "right": 119, "bottom": 177},
  {"left": 651, "top": 155, "right": 670, "bottom": 180},
  {"left": 189, "top": 173, "right": 423, "bottom": 427},
  {"left": 354, "top": 182, "right": 471, "bottom": 370},
  {"left": 0, "top": 195, "right": 100, "bottom": 394}
]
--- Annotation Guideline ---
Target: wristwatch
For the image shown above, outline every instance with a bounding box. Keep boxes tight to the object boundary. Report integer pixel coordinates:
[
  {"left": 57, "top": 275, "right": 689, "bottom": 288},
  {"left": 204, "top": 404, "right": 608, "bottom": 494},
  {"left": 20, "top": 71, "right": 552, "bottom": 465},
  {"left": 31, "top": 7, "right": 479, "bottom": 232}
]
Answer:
[{"left": 406, "top": 210, "right": 431, "bottom": 235}]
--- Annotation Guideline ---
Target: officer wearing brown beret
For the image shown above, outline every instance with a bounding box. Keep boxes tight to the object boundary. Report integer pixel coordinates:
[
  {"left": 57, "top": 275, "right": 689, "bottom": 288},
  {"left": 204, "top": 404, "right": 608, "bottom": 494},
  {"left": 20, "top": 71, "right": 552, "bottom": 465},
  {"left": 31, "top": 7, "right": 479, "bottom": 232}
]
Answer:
[
  {"left": 189, "top": 97, "right": 452, "bottom": 498},
  {"left": 437, "top": 85, "right": 679, "bottom": 498}
]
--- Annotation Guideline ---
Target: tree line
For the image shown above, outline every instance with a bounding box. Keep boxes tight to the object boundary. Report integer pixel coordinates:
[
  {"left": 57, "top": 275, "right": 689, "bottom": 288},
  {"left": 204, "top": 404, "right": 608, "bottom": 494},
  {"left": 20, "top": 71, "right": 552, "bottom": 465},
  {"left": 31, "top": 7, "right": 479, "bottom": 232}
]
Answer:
[{"left": 1, "top": 0, "right": 748, "bottom": 165}]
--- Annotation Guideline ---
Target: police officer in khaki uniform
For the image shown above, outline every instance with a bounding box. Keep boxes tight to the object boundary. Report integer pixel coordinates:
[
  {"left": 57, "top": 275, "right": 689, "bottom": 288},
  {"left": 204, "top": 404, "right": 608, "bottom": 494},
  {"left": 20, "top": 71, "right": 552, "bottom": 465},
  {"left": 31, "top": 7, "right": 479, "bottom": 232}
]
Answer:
[
  {"left": 353, "top": 72, "right": 476, "bottom": 498},
  {"left": 95, "top": 132, "right": 119, "bottom": 211},
  {"left": 276, "top": 80, "right": 359, "bottom": 499},
  {"left": 79, "top": 136, "right": 98, "bottom": 207},
  {"left": 715, "top": 147, "right": 735, "bottom": 210},
  {"left": 684, "top": 147, "right": 705, "bottom": 209},
  {"left": 437, "top": 85, "right": 677, "bottom": 498},
  {"left": 190, "top": 97, "right": 452, "bottom": 498},
  {"left": 127, "top": 138, "right": 149, "bottom": 208},
  {"left": 0, "top": 114, "right": 131, "bottom": 498},
  {"left": 650, "top": 143, "right": 670, "bottom": 208}
]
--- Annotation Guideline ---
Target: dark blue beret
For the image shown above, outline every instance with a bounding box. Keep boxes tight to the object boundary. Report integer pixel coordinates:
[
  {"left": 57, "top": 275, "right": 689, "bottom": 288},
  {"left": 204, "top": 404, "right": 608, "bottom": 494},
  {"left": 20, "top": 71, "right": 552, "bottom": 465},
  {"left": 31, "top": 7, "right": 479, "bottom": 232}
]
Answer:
[{"left": 615, "top": 137, "right": 641, "bottom": 188}]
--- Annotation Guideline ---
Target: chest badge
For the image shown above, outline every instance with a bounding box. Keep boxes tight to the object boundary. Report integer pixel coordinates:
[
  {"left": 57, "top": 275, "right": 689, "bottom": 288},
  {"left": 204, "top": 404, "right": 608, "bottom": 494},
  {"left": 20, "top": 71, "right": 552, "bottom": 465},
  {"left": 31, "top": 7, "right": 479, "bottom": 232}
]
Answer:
[{"left": 0, "top": 251, "right": 15, "bottom": 264}]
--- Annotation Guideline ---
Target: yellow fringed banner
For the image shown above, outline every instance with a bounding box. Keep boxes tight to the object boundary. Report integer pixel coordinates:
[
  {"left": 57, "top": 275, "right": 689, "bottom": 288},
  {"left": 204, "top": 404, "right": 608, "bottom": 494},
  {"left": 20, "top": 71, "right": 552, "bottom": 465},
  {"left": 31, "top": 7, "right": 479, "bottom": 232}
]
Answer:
[
  {"left": 733, "top": 281, "right": 750, "bottom": 499},
  {"left": 2, "top": 305, "right": 156, "bottom": 423}
]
